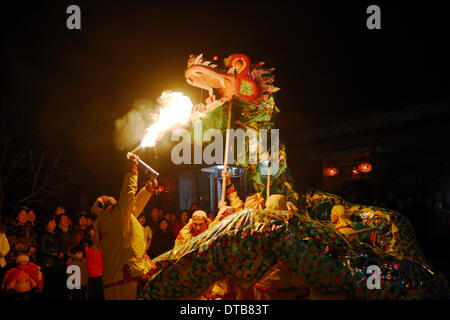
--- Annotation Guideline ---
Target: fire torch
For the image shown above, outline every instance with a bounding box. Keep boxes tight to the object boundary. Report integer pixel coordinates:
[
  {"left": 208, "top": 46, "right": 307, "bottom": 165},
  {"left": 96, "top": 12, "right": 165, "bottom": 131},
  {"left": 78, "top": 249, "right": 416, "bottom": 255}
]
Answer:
[{"left": 127, "top": 152, "right": 159, "bottom": 178}]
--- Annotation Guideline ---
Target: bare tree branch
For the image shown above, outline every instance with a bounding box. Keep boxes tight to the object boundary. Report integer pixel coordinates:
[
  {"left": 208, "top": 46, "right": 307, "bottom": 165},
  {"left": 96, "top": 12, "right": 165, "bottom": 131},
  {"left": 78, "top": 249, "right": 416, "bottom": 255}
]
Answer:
[
  {"left": 1, "top": 128, "right": 71, "bottom": 213},
  {"left": 17, "top": 150, "right": 68, "bottom": 204}
]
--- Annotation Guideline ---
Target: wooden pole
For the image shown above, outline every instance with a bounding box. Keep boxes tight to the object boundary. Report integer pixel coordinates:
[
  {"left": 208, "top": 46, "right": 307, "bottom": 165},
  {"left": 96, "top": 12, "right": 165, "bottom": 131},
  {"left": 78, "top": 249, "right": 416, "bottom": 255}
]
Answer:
[
  {"left": 221, "top": 101, "right": 233, "bottom": 202},
  {"left": 266, "top": 164, "right": 271, "bottom": 200}
]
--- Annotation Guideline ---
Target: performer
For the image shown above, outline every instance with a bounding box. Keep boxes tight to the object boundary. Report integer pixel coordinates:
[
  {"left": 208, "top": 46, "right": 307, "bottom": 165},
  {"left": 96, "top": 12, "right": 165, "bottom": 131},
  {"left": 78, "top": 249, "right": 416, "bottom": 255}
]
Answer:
[
  {"left": 202, "top": 205, "right": 239, "bottom": 300},
  {"left": 218, "top": 170, "right": 263, "bottom": 211},
  {"left": 173, "top": 210, "right": 211, "bottom": 248},
  {"left": 331, "top": 205, "right": 374, "bottom": 241},
  {"left": 253, "top": 194, "right": 309, "bottom": 300},
  {"left": 90, "top": 154, "right": 157, "bottom": 300},
  {"left": 220, "top": 170, "right": 296, "bottom": 212},
  {"left": 208, "top": 172, "right": 297, "bottom": 300}
]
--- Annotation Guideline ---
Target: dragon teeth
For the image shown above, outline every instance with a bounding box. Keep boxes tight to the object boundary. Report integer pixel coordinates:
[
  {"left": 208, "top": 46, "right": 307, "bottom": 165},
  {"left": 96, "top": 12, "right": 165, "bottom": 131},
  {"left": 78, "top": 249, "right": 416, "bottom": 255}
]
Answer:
[
  {"left": 227, "top": 67, "right": 236, "bottom": 74},
  {"left": 191, "top": 54, "right": 217, "bottom": 68},
  {"left": 194, "top": 53, "right": 203, "bottom": 65}
]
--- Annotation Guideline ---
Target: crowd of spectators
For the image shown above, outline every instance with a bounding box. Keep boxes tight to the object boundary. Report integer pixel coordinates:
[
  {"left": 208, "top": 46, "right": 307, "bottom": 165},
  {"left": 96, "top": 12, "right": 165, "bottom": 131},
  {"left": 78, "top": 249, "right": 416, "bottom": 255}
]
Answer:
[{"left": 0, "top": 202, "right": 207, "bottom": 300}]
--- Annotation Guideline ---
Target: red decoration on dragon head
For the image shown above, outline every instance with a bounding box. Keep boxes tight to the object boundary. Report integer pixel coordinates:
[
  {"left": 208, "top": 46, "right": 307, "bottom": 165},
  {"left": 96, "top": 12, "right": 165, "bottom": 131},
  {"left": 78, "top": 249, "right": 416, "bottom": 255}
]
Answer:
[{"left": 185, "top": 53, "right": 279, "bottom": 108}]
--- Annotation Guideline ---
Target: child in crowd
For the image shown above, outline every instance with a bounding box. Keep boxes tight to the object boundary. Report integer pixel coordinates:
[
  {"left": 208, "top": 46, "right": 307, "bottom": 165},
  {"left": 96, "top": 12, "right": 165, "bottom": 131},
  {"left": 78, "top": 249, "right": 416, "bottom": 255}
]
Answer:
[
  {"left": 66, "top": 246, "right": 88, "bottom": 300},
  {"left": 84, "top": 226, "right": 104, "bottom": 300},
  {"left": 1, "top": 253, "right": 43, "bottom": 300}
]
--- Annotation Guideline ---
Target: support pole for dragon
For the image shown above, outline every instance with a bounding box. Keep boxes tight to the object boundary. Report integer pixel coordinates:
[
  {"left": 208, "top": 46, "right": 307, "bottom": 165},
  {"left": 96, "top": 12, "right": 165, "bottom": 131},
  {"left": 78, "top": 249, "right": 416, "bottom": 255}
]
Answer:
[{"left": 221, "top": 101, "right": 232, "bottom": 203}]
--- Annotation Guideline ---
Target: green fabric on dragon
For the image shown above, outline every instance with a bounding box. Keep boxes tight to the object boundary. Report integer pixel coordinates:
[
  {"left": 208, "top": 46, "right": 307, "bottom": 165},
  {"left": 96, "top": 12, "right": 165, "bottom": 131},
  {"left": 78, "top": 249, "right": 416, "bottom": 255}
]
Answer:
[{"left": 137, "top": 206, "right": 448, "bottom": 300}]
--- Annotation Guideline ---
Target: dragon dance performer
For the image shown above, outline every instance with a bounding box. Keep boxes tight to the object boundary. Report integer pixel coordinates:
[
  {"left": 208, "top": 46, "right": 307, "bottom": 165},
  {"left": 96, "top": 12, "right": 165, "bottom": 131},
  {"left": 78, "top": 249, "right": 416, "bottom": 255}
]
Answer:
[
  {"left": 220, "top": 170, "right": 297, "bottom": 213},
  {"left": 203, "top": 171, "right": 299, "bottom": 300},
  {"left": 90, "top": 154, "right": 157, "bottom": 300},
  {"left": 173, "top": 210, "right": 211, "bottom": 248}
]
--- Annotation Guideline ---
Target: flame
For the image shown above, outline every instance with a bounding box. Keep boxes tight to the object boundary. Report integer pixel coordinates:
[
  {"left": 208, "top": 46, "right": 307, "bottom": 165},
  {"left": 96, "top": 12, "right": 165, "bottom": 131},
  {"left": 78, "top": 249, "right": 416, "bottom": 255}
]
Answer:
[{"left": 140, "top": 91, "right": 193, "bottom": 148}]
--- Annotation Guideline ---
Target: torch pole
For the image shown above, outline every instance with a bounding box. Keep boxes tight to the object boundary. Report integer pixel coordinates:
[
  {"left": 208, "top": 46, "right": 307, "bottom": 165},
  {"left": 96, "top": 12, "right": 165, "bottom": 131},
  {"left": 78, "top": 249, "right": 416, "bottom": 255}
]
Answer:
[
  {"left": 221, "top": 101, "right": 232, "bottom": 203},
  {"left": 127, "top": 152, "right": 160, "bottom": 178}
]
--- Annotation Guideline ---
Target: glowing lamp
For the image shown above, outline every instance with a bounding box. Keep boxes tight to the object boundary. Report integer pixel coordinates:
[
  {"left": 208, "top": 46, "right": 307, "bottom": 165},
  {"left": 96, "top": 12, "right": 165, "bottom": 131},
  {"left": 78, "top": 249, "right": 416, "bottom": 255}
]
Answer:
[
  {"left": 352, "top": 168, "right": 359, "bottom": 175},
  {"left": 358, "top": 162, "right": 372, "bottom": 173},
  {"left": 325, "top": 167, "right": 339, "bottom": 177},
  {"left": 157, "top": 186, "right": 165, "bottom": 193}
]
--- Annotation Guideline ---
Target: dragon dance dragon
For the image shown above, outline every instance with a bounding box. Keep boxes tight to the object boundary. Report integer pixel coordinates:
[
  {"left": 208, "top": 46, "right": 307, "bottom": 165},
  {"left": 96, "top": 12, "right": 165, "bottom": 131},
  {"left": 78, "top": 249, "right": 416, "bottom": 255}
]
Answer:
[{"left": 137, "top": 53, "right": 449, "bottom": 300}]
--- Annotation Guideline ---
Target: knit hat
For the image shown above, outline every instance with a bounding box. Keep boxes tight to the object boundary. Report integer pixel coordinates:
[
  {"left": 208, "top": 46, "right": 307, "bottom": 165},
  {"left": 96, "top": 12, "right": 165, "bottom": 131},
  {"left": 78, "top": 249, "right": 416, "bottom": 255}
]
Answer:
[
  {"left": 331, "top": 205, "right": 347, "bottom": 218},
  {"left": 16, "top": 253, "right": 29, "bottom": 265},
  {"left": 265, "top": 194, "right": 288, "bottom": 210},
  {"left": 90, "top": 196, "right": 117, "bottom": 215},
  {"left": 192, "top": 210, "right": 209, "bottom": 222},
  {"left": 244, "top": 193, "right": 265, "bottom": 209}
]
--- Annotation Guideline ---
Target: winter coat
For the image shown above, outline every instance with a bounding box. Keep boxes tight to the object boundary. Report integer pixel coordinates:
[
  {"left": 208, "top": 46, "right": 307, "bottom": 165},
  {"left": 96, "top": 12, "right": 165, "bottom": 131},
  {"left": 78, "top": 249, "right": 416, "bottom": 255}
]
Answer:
[
  {"left": 38, "top": 229, "right": 65, "bottom": 270},
  {"left": 85, "top": 246, "right": 103, "bottom": 278},
  {"left": 1, "top": 262, "right": 43, "bottom": 292},
  {"left": 55, "top": 226, "right": 76, "bottom": 255},
  {"left": 5, "top": 221, "right": 37, "bottom": 266}
]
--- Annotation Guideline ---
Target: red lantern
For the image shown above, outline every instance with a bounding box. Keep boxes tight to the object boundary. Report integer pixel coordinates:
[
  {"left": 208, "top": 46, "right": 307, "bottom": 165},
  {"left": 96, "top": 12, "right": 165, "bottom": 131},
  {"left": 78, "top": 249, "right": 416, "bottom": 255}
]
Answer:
[
  {"left": 157, "top": 186, "right": 165, "bottom": 193},
  {"left": 325, "top": 167, "right": 339, "bottom": 176},
  {"left": 358, "top": 162, "right": 372, "bottom": 173},
  {"left": 352, "top": 168, "right": 359, "bottom": 175}
]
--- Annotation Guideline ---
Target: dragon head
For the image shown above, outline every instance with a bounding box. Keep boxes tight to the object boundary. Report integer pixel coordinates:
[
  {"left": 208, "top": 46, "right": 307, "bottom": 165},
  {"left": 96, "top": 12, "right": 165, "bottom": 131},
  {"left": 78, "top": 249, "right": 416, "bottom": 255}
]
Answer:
[
  {"left": 185, "top": 53, "right": 279, "bottom": 113},
  {"left": 185, "top": 54, "right": 235, "bottom": 108}
]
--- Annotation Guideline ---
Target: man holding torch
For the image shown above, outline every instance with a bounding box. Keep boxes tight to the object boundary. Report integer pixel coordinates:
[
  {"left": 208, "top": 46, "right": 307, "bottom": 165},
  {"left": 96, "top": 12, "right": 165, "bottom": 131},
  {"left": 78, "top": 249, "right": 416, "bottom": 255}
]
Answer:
[{"left": 90, "top": 153, "right": 158, "bottom": 300}]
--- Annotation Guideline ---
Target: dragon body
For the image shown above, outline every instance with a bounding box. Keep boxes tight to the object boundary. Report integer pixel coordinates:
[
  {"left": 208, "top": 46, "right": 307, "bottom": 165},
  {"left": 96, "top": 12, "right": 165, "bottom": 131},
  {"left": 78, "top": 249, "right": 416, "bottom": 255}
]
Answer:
[{"left": 138, "top": 191, "right": 448, "bottom": 299}]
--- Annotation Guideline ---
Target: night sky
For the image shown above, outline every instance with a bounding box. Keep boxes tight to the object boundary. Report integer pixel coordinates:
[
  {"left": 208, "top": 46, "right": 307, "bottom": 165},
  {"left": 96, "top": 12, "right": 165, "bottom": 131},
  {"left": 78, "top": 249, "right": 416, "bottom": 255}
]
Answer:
[{"left": 1, "top": 1, "right": 449, "bottom": 212}]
